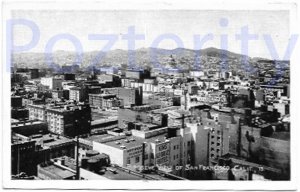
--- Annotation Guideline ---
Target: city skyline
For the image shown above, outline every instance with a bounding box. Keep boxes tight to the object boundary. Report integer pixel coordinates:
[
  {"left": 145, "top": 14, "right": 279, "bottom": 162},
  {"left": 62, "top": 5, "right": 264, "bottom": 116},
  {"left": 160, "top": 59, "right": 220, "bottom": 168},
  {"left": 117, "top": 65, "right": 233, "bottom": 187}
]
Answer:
[{"left": 5, "top": 2, "right": 294, "bottom": 187}]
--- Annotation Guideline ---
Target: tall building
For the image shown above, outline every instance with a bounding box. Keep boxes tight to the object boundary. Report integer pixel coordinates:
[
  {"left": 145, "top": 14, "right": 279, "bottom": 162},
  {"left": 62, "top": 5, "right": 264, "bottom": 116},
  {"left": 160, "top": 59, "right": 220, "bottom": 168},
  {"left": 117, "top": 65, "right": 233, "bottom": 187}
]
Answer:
[
  {"left": 28, "top": 104, "right": 47, "bottom": 121},
  {"left": 103, "top": 87, "right": 143, "bottom": 106},
  {"left": 41, "top": 77, "right": 63, "bottom": 90},
  {"left": 46, "top": 103, "right": 91, "bottom": 137},
  {"left": 89, "top": 94, "right": 121, "bottom": 109},
  {"left": 125, "top": 69, "right": 150, "bottom": 80},
  {"left": 28, "top": 102, "right": 92, "bottom": 137},
  {"left": 11, "top": 133, "right": 36, "bottom": 176},
  {"left": 69, "top": 87, "right": 87, "bottom": 102}
]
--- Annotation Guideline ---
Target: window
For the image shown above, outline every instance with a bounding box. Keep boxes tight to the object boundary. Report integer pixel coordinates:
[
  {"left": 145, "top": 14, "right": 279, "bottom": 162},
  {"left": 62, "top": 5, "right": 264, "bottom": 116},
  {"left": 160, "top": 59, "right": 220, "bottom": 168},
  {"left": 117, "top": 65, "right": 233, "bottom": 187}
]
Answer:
[
  {"left": 127, "top": 158, "right": 130, "bottom": 164},
  {"left": 145, "top": 154, "right": 148, "bottom": 160},
  {"left": 187, "top": 141, "right": 191, "bottom": 146},
  {"left": 135, "top": 156, "right": 140, "bottom": 163},
  {"left": 174, "top": 146, "right": 176, "bottom": 150}
]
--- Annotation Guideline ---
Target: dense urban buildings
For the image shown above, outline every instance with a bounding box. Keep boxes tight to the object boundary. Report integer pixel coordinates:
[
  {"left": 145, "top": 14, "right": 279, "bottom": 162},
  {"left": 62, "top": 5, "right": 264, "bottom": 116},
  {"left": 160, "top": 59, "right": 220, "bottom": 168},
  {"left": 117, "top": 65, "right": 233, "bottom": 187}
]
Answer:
[{"left": 10, "top": 48, "right": 290, "bottom": 181}]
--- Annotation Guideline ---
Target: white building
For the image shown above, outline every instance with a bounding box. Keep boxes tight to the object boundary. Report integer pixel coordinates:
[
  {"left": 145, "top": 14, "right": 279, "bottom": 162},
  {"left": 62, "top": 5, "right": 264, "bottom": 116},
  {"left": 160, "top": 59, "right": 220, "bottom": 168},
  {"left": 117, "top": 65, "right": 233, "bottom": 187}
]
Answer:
[
  {"left": 41, "top": 77, "right": 63, "bottom": 90},
  {"left": 90, "top": 127, "right": 186, "bottom": 175}
]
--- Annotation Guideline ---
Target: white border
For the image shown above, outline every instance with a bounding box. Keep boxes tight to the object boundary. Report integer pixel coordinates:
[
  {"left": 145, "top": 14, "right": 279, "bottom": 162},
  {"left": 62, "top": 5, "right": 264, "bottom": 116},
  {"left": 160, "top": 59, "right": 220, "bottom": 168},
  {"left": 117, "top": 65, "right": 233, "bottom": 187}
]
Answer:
[{"left": 1, "top": 0, "right": 299, "bottom": 190}]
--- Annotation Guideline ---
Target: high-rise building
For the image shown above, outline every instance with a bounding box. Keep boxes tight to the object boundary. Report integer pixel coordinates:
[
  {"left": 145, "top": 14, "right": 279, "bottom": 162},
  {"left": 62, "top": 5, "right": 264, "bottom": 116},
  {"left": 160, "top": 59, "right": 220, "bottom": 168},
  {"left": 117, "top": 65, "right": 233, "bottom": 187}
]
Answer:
[
  {"left": 40, "top": 77, "right": 63, "bottom": 90},
  {"left": 46, "top": 103, "right": 91, "bottom": 137},
  {"left": 69, "top": 87, "right": 87, "bottom": 102}
]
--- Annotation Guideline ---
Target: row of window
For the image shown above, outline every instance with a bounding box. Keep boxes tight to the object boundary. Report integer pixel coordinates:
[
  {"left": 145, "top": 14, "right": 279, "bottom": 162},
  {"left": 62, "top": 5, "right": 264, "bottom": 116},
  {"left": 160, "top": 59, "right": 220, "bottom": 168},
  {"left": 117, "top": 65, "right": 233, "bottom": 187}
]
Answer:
[
  {"left": 173, "top": 145, "right": 180, "bottom": 150},
  {"left": 127, "top": 156, "right": 140, "bottom": 164},
  {"left": 173, "top": 154, "right": 179, "bottom": 160},
  {"left": 211, "top": 141, "right": 221, "bottom": 146}
]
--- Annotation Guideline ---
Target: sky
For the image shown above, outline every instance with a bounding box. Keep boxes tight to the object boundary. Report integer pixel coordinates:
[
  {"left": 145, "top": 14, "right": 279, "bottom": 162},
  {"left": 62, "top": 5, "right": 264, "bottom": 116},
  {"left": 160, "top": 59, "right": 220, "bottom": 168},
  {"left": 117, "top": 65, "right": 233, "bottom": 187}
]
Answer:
[{"left": 11, "top": 10, "right": 290, "bottom": 59}]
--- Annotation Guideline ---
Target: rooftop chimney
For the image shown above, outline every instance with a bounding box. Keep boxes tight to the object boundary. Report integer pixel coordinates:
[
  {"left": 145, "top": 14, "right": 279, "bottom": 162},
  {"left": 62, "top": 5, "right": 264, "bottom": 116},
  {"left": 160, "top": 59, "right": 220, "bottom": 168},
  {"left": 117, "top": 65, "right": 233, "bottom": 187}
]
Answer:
[{"left": 181, "top": 114, "right": 185, "bottom": 129}]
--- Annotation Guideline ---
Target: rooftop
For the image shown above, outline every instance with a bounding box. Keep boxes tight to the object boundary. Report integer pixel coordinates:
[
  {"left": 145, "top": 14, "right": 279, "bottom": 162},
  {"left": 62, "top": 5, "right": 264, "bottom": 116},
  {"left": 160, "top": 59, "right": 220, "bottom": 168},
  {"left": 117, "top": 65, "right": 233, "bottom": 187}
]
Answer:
[
  {"left": 53, "top": 157, "right": 146, "bottom": 180},
  {"left": 12, "top": 133, "right": 31, "bottom": 145},
  {"left": 11, "top": 120, "right": 46, "bottom": 128},
  {"left": 98, "top": 167, "right": 145, "bottom": 180},
  {"left": 91, "top": 133, "right": 170, "bottom": 150},
  {"left": 91, "top": 117, "right": 118, "bottom": 125},
  {"left": 39, "top": 164, "right": 75, "bottom": 179},
  {"left": 30, "top": 133, "right": 73, "bottom": 149}
]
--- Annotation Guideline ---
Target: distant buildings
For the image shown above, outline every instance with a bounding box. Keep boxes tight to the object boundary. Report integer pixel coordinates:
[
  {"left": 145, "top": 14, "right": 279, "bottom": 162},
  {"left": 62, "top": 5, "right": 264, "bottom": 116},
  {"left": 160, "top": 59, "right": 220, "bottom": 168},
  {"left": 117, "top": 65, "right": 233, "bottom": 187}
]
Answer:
[
  {"left": 63, "top": 73, "right": 76, "bottom": 81},
  {"left": 89, "top": 94, "right": 121, "bottom": 109},
  {"left": 117, "top": 105, "right": 168, "bottom": 130},
  {"left": 13, "top": 68, "right": 39, "bottom": 80},
  {"left": 190, "top": 71, "right": 205, "bottom": 78},
  {"left": 69, "top": 87, "right": 87, "bottom": 102},
  {"left": 10, "top": 57, "right": 290, "bottom": 181},
  {"left": 103, "top": 87, "right": 143, "bottom": 106},
  {"left": 41, "top": 77, "right": 63, "bottom": 90},
  {"left": 125, "top": 69, "right": 150, "bottom": 80}
]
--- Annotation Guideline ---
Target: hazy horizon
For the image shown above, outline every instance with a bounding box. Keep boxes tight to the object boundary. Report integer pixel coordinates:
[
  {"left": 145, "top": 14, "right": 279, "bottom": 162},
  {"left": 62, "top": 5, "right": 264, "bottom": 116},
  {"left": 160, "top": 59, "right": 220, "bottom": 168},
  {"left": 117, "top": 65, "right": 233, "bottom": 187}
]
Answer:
[{"left": 11, "top": 10, "right": 290, "bottom": 59}]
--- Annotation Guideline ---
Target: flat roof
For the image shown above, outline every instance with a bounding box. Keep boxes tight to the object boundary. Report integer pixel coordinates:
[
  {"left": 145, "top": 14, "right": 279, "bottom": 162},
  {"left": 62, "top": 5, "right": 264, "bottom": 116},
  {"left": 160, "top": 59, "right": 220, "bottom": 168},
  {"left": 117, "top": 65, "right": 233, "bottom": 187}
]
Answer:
[
  {"left": 54, "top": 156, "right": 146, "bottom": 180},
  {"left": 11, "top": 120, "right": 46, "bottom": 128},
  {"left": 99, "top": 168, "right": 145, "bottom": 180},
  {"left": 103, "top": 136, "right": 145, "bottom": 150},
  {"left": 31, "top": 134, "right": 73, "bottom": 148},
  {"left": 133, "top": 122, "right": 159, "bottom": 129},
  {"left": 97, "top": 134, "right": 169, "bottom": 150},
  {"left": 91, "top": 117, "right": 118, "bottom": 125},
  {"left": 12, "top": 133, "right": 31, "bottom": 145},
  {"left": 40, "top": 164, "right": 75, "bottom": 179},
  {"left": 84, "top": 134, "right": 117, "bottom": 143}
]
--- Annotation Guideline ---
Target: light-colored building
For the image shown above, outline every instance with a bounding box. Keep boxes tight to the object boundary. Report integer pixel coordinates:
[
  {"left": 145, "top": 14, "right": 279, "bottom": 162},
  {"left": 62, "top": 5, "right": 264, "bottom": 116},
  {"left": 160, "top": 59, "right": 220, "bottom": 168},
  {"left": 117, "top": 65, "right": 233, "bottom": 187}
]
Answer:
[
  {"left": 28, "top": 104, "right": 47, "bottom": 121},
  {"left": 190, "top": 71, "right": 205, "bottom": 78},
  {"left": 41, "top": 77, "right": 63, "bottom": 90},
  {"left": 69, "top": 87, "right": 86, "bottom": 102},
  {"left": 87, "top": 127, "right": 187, "bottom": 176}
]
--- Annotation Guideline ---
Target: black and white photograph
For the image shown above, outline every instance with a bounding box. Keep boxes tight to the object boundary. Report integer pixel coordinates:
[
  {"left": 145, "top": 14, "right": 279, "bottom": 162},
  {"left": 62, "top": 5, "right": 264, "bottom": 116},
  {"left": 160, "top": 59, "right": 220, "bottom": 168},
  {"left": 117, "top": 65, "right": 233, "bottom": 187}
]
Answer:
[{"left": 1, "top": 0, "right": 299, "bottom": 190}]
